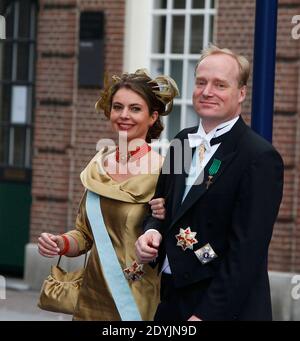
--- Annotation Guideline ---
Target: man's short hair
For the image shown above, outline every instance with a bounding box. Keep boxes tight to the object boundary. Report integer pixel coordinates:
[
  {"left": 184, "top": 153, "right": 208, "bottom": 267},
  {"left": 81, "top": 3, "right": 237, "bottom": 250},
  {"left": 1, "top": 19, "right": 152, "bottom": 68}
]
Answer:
[{"left": 195, "top": 44, "right": 250, "bottom": 88}]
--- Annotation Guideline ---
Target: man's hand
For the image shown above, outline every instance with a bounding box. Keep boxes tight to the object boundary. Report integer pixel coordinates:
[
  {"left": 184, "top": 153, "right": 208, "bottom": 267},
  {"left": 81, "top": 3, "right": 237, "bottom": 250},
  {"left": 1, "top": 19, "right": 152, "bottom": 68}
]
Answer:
[
  {"left": 135, "top": 230, "right": 162, "bottom": 263},
  {"left": 149, "top": 198, "right": 166, "bottom": 220}
]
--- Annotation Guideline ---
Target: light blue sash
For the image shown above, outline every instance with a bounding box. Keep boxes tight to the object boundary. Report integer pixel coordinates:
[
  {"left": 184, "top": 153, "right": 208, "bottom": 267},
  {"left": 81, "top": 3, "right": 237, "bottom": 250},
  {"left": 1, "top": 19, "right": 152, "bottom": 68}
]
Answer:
[{"left": 85, "top": 190, "right": 142, "bottom": 321}]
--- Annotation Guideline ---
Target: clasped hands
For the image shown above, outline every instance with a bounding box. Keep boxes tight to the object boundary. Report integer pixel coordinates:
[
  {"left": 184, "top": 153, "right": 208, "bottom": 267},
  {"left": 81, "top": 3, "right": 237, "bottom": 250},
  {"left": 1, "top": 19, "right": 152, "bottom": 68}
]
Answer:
[{"left": 135, "top": 197, "right": 165, "bottom": 263}]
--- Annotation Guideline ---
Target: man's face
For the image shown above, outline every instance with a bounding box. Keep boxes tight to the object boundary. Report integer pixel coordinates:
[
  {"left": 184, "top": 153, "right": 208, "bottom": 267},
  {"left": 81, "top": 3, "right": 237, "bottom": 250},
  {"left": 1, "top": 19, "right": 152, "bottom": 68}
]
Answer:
[{"left": 193, "top": 53, "right": 246, "bottom": 127}]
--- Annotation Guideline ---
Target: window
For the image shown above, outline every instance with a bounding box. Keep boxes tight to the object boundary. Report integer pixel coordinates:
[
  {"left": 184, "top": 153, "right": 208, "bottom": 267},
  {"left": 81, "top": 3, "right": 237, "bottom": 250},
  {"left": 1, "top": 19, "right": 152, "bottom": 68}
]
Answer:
[
  {"left": 150, "top": 0, "right": 216, "bottom": 145},
  {"left": 0, "top": 0, "right": 37, "bottom": 171}
]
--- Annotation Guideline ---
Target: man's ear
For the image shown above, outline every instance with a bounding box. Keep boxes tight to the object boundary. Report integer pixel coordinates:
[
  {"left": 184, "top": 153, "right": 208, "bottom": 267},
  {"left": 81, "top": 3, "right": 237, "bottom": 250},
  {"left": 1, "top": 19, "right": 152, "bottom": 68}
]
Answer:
[{"left": 238, "top": 85, "right": 247, "bottom": 104}]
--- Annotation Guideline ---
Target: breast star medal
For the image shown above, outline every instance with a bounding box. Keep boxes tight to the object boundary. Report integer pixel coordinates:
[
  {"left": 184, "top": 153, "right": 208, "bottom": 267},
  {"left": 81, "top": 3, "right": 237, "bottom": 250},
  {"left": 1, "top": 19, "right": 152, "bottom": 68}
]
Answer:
[
  {"left": 205, "top": 158, "right": 222, "bottom": 189},
  {"left": 175, "top": 227, "right": 198, "bottom": 251},
  {"left": 123, "top": 260, "right": 145, "bottom": 281}
]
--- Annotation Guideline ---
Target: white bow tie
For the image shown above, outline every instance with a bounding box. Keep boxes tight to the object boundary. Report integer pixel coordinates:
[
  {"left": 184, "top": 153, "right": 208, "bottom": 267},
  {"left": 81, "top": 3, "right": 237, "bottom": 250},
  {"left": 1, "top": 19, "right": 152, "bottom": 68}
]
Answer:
[{"left": 188, "top": 133, "right": 212, "bottom": 153}]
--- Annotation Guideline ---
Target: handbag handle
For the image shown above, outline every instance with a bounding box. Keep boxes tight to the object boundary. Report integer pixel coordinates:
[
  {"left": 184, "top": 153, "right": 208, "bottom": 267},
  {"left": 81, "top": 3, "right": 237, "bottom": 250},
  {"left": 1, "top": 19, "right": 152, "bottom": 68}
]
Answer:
[{"left": 57, "top": 251, "right": 88, "bottom": 268}]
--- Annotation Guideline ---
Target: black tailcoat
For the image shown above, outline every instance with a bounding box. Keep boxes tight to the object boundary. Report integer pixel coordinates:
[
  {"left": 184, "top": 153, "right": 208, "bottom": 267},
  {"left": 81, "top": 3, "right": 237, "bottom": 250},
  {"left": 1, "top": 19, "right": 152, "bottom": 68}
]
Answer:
[{"left": 144, "top": 117, "right": 284, "bottom": 321}]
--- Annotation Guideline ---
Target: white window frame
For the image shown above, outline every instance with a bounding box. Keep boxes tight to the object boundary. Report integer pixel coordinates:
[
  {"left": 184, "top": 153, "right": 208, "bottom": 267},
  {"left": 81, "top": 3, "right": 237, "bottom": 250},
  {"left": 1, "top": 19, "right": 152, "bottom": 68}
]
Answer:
[
  {"left": 149, "top": 0, "right": 216, "bottom": 146},
  {"left": 123, "top": 0, "right": 152, "bottom": 72}
]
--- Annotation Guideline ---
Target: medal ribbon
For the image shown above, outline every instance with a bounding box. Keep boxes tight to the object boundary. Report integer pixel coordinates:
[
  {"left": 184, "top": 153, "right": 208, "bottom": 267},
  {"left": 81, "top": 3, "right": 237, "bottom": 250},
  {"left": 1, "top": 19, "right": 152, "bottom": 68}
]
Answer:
[{"left": 208, "top": 158, "right": 221, "bottom": 176}]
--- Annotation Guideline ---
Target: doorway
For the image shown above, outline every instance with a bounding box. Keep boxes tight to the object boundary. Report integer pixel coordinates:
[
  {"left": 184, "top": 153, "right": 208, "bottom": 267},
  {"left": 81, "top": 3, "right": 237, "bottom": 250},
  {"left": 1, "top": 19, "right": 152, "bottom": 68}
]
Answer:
[{"left": 0, "top": 0, "right": 37, "bottom": 276}]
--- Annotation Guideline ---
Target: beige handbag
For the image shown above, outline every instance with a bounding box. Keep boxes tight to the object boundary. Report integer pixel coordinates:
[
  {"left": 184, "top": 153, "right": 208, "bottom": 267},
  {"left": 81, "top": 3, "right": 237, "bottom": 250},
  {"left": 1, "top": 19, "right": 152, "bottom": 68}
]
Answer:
[{"left": 38, "top": 254, "right": 87, "bottom": 315}]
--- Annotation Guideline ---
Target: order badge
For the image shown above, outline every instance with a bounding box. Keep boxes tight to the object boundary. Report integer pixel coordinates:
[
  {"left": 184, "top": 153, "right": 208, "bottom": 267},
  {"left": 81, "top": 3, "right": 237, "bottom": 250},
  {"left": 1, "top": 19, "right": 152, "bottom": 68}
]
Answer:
[{"left": 194, "top": 243, "right": 217, "bottom": 264}]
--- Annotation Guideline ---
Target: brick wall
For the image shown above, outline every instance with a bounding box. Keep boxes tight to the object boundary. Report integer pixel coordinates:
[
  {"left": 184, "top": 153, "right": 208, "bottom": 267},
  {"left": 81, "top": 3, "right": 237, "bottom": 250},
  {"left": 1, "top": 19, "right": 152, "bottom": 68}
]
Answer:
[
  {"left": 216, "top": 0, "right": 300, "bottom": 272},
  {"left": 30, "top": 0, "right": 125, "bottom": 241}
]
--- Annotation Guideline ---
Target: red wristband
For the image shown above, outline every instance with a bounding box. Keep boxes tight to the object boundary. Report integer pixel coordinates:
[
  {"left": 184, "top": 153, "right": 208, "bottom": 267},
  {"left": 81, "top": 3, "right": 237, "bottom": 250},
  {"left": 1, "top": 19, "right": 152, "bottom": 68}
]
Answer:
[{"left": 59, "top": 235, "right": 70, "bottom": 255}]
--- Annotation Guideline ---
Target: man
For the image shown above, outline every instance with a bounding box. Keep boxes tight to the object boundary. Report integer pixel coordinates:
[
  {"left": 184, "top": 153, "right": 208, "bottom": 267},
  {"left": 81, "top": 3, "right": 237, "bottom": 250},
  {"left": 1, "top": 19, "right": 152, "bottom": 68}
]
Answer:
[{"left": 135, "top": 45, "right": 284, "bottom": 321}]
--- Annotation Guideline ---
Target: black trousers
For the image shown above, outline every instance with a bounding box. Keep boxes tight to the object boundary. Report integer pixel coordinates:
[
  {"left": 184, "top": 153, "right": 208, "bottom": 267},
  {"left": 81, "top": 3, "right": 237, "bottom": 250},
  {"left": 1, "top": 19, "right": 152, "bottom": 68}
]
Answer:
[
  {"left": 154, "top": 273, "right": 211, "bottom": 321},
  {"left": 154, "top": 273, "right": 184, "bottom": 321}
]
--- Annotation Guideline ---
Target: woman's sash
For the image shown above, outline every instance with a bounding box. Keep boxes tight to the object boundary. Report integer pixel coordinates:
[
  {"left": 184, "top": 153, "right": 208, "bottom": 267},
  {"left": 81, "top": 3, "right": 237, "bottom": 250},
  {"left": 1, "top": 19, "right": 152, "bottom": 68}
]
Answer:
[{"left": 85, "top": 190, "right": 142, "bottom": 321}]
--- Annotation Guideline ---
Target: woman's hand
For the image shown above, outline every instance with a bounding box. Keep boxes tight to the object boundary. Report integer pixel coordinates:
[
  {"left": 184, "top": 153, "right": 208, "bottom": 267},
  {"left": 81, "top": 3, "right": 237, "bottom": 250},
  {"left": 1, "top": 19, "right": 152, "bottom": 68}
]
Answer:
[
  {"left": 38, "top": 232, "right": 64, "bottom": 257},
  {"left": 149, "top": 197, "right": 166, "bottom": 220}
]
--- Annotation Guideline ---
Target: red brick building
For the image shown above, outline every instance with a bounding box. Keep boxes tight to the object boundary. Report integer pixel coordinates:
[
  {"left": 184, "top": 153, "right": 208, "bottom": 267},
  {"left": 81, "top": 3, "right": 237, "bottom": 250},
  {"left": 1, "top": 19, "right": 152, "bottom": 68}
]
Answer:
[{"left": 0, "top": 0, "right": 299, "bottom": 318}]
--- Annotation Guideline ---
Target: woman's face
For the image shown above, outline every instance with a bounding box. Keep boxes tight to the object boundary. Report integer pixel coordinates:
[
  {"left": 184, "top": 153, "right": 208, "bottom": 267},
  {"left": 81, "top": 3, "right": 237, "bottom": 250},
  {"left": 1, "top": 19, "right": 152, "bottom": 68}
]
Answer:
[{"left": 110, "top": 88, "right": 158, "bottom": 142}]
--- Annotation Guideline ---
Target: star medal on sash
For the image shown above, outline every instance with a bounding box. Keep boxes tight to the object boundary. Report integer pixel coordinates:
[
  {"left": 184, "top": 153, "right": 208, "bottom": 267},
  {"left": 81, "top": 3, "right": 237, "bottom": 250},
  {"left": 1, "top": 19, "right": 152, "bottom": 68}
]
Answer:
[
  {"left": 205, "top": 158, "right": 221, "bottom": 189},
  {"left": 175, "top": 227, "right": 198, "bottom": 251},
  {"left": 123, "top": 260, "right": 145, "bottom": 281}
]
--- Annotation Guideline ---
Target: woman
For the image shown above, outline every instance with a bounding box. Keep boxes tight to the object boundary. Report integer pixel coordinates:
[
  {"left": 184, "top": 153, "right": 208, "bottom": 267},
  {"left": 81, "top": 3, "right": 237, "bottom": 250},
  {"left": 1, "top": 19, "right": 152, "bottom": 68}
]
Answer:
[{"left": 37, "top": 69, "right": 179, "bottom": 320}]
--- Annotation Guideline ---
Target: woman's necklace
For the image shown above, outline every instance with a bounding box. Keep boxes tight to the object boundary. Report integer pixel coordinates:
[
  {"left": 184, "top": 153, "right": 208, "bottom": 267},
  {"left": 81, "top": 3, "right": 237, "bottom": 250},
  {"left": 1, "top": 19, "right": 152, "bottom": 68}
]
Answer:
[{"left": 115, "top": 143, "right": 151, "bottom": 163}]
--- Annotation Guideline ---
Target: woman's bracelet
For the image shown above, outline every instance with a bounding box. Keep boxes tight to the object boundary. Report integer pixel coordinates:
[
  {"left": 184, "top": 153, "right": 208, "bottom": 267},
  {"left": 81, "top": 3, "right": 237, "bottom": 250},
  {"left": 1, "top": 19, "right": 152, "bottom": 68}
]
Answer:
[{"left": 58, "top": 234, "right": 70, "bottom": 255}]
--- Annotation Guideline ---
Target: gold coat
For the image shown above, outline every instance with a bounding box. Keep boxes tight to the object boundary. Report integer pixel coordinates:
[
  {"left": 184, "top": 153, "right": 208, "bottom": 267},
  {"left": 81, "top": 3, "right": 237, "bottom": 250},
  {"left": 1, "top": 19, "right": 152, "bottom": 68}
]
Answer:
[{"left": 65, "top": 147, "right": 161, "bottom": 321}]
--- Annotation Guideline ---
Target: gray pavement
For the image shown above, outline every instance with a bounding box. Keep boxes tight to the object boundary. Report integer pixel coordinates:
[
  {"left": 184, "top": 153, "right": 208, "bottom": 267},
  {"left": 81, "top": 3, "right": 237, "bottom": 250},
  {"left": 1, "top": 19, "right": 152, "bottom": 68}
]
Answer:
[{"left": 0, "top": 278, "right": 72, "bottom": 321}]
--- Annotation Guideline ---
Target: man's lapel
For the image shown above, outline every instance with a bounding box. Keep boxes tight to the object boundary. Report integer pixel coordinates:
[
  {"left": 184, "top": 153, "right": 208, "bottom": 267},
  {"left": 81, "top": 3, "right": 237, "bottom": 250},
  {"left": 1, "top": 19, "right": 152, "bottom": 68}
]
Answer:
[
  {"left": 170, "top": 129, "right": 197, "bottom": 219},
  {"left": 168, "top": 116, "right": 247, "bottom": 232}
]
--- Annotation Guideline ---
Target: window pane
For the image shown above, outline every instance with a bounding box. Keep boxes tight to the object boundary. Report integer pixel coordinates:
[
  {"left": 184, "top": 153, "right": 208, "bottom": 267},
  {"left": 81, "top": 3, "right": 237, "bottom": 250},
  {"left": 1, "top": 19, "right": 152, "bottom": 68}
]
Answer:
[
  {"left": 167, "top": 105, "right": 181, "bottom": 139},
  {"left": 173, "top": 0, "right": 186, "bottom": 9},
  {"left": 151, "top": 60, "right": 165, "bottom": 76},
  {"left": 30, "top": 3, "right": 37, "bottom": 40},
  {"left": 171, "top": 16, "right": 185, "bottom": 54},
  {"left": 0, "top": 42, "right": 13, "bottom": 80},
  {"left": 211, "top": 0, "right": 215, "bottom": 8},
  {"left": 154, "top": 0, "right": 167, "bottom": 9},
  {"left": 192, "top": 0, "right": 205, "bottom": 8},
  {"left": 0, "top": 1, "right": 14, "bottom": 38},
  {"left": 186, "top": 105, "right": 199, "bottom": 127},
  {"left": 26, "top": 86, "right": 33, "bottom": 123},
  {"left": 187, "top": 60, "right": 198, "bottom": 99},
  {"left": 0, "top": 125, "right": 9, "bottom": 165},
  {"left": 11, "top": 85, "right": 28, "bottom": 124},
  {"left": 170, "top": 60, "right": 183, "bottom": 99},
  {"left": 25, "top": 127, "right": 32, "bottom": 167},
  {"left": 13, "top": 126, "right": 26, "bottom": 167},
  {"left": 209, "top": 15, "right": 214, "bottom": 43},
  {"left": 28, "top": 43, "right": 35, "bottom": 82},
  {"left": 0, "top": 85, "right": 12, "bottom": 122},
  {"left": 152, "top": 16, "right": 166, "bottom": 53},
  {"left": 16, "top": 43, "right": 30, "bottom": 81},
  {"left": 190, "top": 15, "right": 204, "bottom": 54},
  {"left": 18, "top": 0, "right": 31, "bottom": 38}
]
